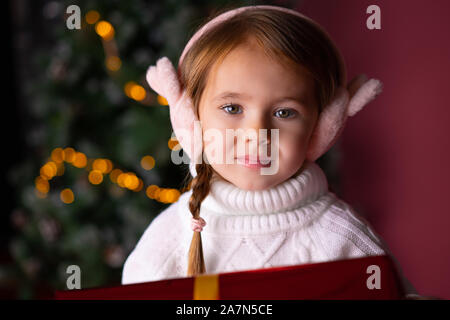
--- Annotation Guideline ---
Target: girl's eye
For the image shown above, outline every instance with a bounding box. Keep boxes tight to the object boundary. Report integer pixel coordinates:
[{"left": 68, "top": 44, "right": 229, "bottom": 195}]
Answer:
[
  {"left": 220, "top": 104, "right": 297, "bottom": 119},
  {"left": 274, "top": 108, "right": 296, "bottom": 119},
  {"left": 220, "top": 103, "right": 242, "bottom": 114}
]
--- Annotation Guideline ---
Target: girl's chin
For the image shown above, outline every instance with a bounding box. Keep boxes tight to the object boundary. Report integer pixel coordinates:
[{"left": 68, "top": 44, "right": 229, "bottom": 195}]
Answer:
[
  {"left": 209, "top": 164, "right": 284, "bottom": 188},
  {"left": 232, "top": 179, "right": 280, "bottom": 191},
  {"left": 225, "top": 171, "right": 283, "bottom": 190}
]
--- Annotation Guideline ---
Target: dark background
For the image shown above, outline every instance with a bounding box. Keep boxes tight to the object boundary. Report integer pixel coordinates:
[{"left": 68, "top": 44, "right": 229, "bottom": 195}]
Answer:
[{"left": 2, "top": 0, "right": 22, "bottom": 274}]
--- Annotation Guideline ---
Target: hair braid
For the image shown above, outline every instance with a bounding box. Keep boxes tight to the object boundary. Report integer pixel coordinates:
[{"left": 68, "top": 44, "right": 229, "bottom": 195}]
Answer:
[{"left": 187, "top": 162, "right": 213, "bottom": 277}]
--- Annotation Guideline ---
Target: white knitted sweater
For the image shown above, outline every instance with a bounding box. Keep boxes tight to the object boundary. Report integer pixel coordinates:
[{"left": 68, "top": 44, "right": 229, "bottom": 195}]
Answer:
[{"left": 121, "top": 160, "right": 418, "bottom": 297}]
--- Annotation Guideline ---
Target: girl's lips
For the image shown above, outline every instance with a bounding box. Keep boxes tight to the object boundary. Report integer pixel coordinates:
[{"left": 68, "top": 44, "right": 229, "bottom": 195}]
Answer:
[{"left": 236, "top": 156, "right": 271, "bottom": 168}]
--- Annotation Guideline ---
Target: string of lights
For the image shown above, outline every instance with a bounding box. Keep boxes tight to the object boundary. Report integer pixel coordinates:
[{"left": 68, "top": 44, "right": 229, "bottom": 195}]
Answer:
[{"left": 35, "top": 147, "right": 184, "bottom": 204}]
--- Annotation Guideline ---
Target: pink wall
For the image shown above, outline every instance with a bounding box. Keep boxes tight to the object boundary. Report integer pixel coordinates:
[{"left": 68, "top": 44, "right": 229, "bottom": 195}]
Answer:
[{"left": 295, "top": 0, "right": 450, "bottom": 298}]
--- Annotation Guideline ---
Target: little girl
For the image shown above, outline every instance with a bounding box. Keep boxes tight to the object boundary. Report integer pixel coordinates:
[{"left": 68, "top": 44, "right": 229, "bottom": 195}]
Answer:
[{"left": 122, "top": 4, "right": 419, "bottom": 298}]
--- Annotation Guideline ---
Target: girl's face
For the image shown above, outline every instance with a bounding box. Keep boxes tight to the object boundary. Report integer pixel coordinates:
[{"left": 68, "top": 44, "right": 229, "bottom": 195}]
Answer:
[{"left": 198, "top": 37, "right": 319, "bottom": 190}]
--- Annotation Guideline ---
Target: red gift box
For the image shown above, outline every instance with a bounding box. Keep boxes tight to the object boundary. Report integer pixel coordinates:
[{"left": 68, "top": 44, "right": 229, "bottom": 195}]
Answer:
[{"left": 54, "top": 254, "right": 405, "bottom": 300}]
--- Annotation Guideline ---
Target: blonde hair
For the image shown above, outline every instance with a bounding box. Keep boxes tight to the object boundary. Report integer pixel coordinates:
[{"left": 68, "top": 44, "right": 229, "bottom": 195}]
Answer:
[{"left": 179, "top": 5, "right": 344, "bottom": 277}]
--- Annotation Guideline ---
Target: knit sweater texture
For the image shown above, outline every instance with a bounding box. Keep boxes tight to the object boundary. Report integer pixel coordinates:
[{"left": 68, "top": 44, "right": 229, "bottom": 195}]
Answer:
[{"left": 121, "top": 160, "right": 418, "bottom": 297}]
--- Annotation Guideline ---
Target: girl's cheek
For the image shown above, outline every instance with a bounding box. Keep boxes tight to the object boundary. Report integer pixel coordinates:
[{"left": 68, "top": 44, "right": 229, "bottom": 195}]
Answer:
[{"left": 279, "top": 129, "right": 309, "bottom": 151}]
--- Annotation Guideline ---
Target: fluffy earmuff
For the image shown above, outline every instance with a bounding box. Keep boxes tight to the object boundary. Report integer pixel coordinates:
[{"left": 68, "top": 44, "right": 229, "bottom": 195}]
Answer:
[
  {"left": 146, "top": 57, "right": 203, "bottom": 175},
  {"left": 306, "top": 74, "right": 383, "bottom": 162}
]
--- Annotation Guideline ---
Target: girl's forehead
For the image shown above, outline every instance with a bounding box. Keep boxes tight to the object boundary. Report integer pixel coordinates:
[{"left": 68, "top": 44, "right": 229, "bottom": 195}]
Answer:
[
  {"left": 209, "top": 38, "right": 312, "bottom": 83},
  {"left": 205, "top": 47, "right": 314, "bottom": 100}
]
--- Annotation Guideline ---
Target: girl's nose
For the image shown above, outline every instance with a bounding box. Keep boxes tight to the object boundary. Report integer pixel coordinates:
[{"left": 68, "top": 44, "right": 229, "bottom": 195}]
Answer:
[{"left": 243, "top": 113, "right": 272, "bottom": 145}]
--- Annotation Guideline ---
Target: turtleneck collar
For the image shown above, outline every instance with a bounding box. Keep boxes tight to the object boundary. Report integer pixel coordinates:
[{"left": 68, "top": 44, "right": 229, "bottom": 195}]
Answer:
[
  {"left": 201, "top": 159, "right": 330, "bottom": 216},
  {"left": 178, "top": 160, "right": 336, "bottom": 236}
]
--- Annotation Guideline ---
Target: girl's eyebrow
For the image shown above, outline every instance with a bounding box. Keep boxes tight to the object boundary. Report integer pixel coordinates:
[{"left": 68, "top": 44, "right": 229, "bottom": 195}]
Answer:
[
  {"left": 213, "top": 91, "right": 308, "bottom": 108},
  {"left": 212, "top": 91, "right": 251, "bottom": 102}
]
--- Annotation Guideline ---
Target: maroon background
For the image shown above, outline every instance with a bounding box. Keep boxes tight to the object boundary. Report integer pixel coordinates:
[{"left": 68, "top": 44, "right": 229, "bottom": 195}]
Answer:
[{"left": 295, "top": 0, "right": 450, "bottom": 299}]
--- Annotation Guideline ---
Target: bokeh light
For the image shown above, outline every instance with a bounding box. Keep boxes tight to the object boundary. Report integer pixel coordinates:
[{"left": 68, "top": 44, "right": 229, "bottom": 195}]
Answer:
[
  {"left": 124, "top": 81, "right": 146, "bottom": 101},
  {"left": 116, "top": 173, "right": 127, "bottom": 188},
  {"left": 95, "top": 21, "right": 115, "bottom": 40},
  {"left": 168, "top": 189, "right": 181, "bottom": 202},
  {"left": 124, "top": 81, "right": 136, "bottom": 97},
  {"left": 60, "top": 188, "right": 74, "bottom": 204},
  {"left": 130, "top": 84, "right": 146, "bottom": 101},
  {"left": 88, "top": 170, "right": 103, "bottom": 185},
  {"left": 40, "top": 161, "right": 58, "bottom": 180},
  {"left": 109, "top": 169, "right": 122, "bottom": 184},
  {"left": 85, "top": 10, "right": 100, "bottom": 25},
  {"left": 72, "top": 152, "right": 87, "bottom": 168},
  {"left": 146, "top": 185, "right": 160, "bottom": 199},
  {"left": 92, "top": 159, "right": 107, "bottom": 173},
  {"left": 105, "top": 56, "right": 121, "bottom": 71},
  {"left": 55, "top": 162, "right": 65, "bottom": 176},
  {"left": 51, "top": 148, "right": 64, "bottom": 163},
  {"left": 123, "top": 173, "right": 139, "bottom": 190},
  {"left": 168, "top": 138, "right": 181, "bottom": 151},
  {"left": 158, "top": 188, "right": 181, "bottom": 203},
  {"left": 157, "top": 95, "right": 168, "bottom": 106},
  {"left": 35, "top": 176, "right": 49, "bottom": 194},
  {"left": 140, "top": 155, "right": 155, "bottom": 170},
  {"left": 63, "top": 147, "right": 76, "bottom": 163},
  {"left": 91, "top": 158, "right": 113, "bottom": 174},
  {"left": 104, "top": 159, "right": 113, "bottom": 173},
  {"left": 132, "top": 178, "right": 144, "bottom": 192}
]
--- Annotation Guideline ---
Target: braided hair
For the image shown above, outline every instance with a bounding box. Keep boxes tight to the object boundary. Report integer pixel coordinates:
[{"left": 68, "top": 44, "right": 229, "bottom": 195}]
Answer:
[{"left": 186, "top": 161, "right": 213, "bottom": 276}]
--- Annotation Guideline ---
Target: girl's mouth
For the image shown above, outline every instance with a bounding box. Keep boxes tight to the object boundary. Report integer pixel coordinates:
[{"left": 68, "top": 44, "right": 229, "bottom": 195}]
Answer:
[{"left": 236, "top": 155, "right": 271, "bottom": 169}]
